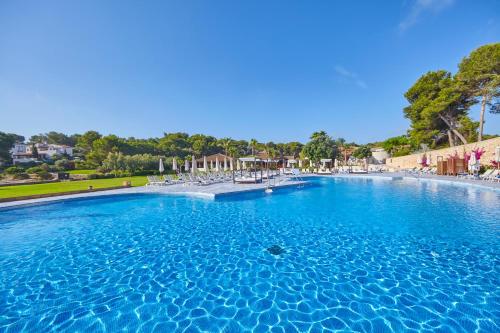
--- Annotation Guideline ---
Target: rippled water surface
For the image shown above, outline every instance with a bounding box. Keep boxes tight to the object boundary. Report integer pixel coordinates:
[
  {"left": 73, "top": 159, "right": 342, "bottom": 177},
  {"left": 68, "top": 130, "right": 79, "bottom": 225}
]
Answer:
[{"left": 1, "top": 177, "right": 499, "bottom": 332}]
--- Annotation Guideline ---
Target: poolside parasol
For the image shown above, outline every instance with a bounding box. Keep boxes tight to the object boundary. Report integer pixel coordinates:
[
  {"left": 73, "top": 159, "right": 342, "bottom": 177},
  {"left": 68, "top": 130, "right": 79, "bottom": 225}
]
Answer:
[
  {"left": 230, "top": 158, "right": 234, "bottom": 171},
  {"left": 468, "top": 153, "right": 477, "bottom": 172},
  {"left": 192, "top": 155, "right": 197, "bottom": 174},
  {"left": 224, "top": 156, "right": 228, "bottom": 171},
  {"left": 236, "top": 159, "right": 241, "bottom": 170},
  {"left": 172, "top": 157, "right": 177, "bottom": 172},
  {"left": 203, "top": 156, "right": 208, "bottom": 171},
  {"left": 159, "top": 158, "right": 164, "bottom": 174},
  {"left": 298, "top": 159, "right": 303, "bottom": 168},
  {"left": 184, "top": 159, "right": 190, "bottom": 172},
  {"left": 215, "top": 156, "right": 220, "bottom": 171},
  {"left": 496, "top": 146, "right": 500, "bottom": 169}
]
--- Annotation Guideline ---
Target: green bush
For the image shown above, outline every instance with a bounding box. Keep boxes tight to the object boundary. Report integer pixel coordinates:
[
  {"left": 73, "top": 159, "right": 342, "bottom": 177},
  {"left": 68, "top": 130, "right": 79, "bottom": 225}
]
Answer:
[
  {"left": 15, "top": 161, "right": 39, "bottom": 168},
  {"left": 131, "top": 170, "right": 157, "bottom": 176},
  {"left": 12, "top": 172, "right": 30, "bottom": 180},
  {"left": 5, "top": 166, "right": 25, "bottom": 174},
  {"left": 26, "top": 166, "right": 45, "bottom": 174},
  {"left": 87, "top": 173, "right": 115, "bottom": 180},
  {"left": 75, "top": 160, "right": 99, "bottom": 170},
  {"left": 393, "top": 147, "right": 412, "bottom": 157},
  {"left": 55, "top": 159, "right": 75, "bottom": 170},
  {"left": 101, "top": 152, "right": 167, "bottom": 174},
  {"left": 35, "top": 171, "right": 53, "bottom": 180}
]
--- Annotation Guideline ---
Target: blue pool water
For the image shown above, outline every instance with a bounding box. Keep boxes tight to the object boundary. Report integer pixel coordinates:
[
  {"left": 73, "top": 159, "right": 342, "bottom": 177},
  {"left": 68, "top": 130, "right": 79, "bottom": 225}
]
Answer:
[{"left": 0, "top": 177, "right": 499, "bottom": 332}]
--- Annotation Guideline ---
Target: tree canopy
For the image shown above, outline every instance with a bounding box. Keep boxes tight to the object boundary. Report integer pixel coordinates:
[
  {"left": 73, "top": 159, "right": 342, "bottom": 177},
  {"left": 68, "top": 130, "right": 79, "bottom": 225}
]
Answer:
[
  {"left": 403, "top": 70, "right": 476, "bottom": 148},
  {"left": 302, "top": 131, "right": 337, "bottom": 164},
  {"left": 0, "top": 132, "right": 25, "bottom": 163},
  {"left": 457, "top": 43, "right": 500, "bottom": 141}
]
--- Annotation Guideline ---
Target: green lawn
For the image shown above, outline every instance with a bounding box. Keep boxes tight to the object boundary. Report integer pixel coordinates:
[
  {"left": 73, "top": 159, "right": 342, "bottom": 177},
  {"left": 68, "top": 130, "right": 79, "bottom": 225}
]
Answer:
[
  {"left": 0, "top": 176, "right": 148, "bottom": 199},
  {"left": 68, "top": 169, "right": 96, "bottom": 175}
]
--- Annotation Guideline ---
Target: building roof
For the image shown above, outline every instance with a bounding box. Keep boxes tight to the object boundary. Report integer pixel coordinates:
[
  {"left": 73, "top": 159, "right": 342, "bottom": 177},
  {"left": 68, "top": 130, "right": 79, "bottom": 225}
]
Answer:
[{"left": 196, "top": 153, "right": 231, "bottom": 163}]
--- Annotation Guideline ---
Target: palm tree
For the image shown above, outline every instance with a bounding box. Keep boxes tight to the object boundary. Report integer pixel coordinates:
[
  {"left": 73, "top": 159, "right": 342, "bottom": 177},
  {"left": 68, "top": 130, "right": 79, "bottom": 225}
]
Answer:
[
  {"left": 249, "top": 139, "right": 259, "bottom": 156},
  {"left": 220, "top": 137, "right": 232, "bottom": 156}
]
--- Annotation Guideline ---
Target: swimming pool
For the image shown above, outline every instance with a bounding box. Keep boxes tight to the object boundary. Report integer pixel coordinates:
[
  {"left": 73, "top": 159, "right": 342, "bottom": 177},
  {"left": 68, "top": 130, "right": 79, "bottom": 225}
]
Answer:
[{"left": 1, "top": 177, "right": 499, "bottom": 332}]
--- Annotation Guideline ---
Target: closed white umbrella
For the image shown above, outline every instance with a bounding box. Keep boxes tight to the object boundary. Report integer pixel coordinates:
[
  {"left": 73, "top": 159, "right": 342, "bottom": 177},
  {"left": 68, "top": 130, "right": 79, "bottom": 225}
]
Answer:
[
  {"left": 215, "top": 156, "right": 220, "bottom": 171},
  {"left": 159, "top": 158, "right": 165, "bottom": 174},
  {"left": 185, "top": 159, "right": 190, "bottom": 172},
  {"left": 236, "top": 159, "right": 241, "bottom": 170},
  {"left": 172, "top": 157, "right": 177, "bottom": 172},
  {"left": 230, "top": 158, "right": 234, "bottom": 171},
  {"left": 191, "top": 155, "right": 197, "bottom": 174},
  {"left": 224, "top": 156, "right": 228, "bottom": 171},
  {"left": 468, "top": 153, "right": 477, "bottom": 172},
  {"left": 298, "top": 159, "right": 303, "bottom": 168},
  {"left": 204, "top": 156, "right": 208, "bottom": 171},
  {"left": 242, "top": 161, "right": 246, "bottom": 169}
]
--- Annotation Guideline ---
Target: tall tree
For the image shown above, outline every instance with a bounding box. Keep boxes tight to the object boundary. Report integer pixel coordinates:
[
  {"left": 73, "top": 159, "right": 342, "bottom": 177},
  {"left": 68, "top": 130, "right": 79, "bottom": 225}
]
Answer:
[
  {"left": 46, "top": 131, "right": 76, "bottom": 146},
  {"left": 457, "top": 43, "right": 500, "bottom": 141},
  {"left": 158, "top": 132, "right": 190, "bottom": 157},
  {"left": 352, "top": 145, "right": 372, "bottom": 159},
  {"left": 0, "top": 132, "right": 24, "bottom": 163},
  {"left": 403, "top": 70, "right": 476, "bottom": 148},
  {"left": 76, "top": 131, "right": 102, "bottom": 154},
  {"left": 285, "top": 141, "right": 304, "bottom": 157},
  {"left": 249, "top": 139, "right": 259, "bottom": 156},
  {"left": 218, "top": 137, "right": 233, "bottom": 156},
  {"left": 302, "top": 131, "right": 336, "bottom": 166},
  {"left": 188, "top": 134, "right": 219, "bottom": 157},
  {"left": 29, "top": 134, "right": 48, "bottom": 144}
]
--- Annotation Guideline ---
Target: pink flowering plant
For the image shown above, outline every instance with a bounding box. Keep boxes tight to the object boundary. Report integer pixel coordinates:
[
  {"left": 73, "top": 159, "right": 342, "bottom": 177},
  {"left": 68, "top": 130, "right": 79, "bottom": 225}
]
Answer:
[
  {"left": 464, "top": 152, "right": 471, "bottom": 164},
  {"left": 420, "top": 155, "right": 428, "bottom": 167},
  {"left": 472, "top": 148, "right": 485, "bottom": 160}
]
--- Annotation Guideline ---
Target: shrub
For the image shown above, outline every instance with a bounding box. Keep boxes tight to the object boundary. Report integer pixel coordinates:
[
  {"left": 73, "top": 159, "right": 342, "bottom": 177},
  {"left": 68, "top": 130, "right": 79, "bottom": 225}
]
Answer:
[
  {"left": 5, "top": 166, "right": 25, "bottom": 174},
  {"left": 15, "top": 161, "right": 39, "bottom": 168},
  {"left": 393, "top": 147, "right": 412, "bottom": 157},
  {"left": 55, "top": 159, "right": 75, "bottom": 170},
  {"left": 26, "top": 166, "right": 45, "bottom": 174},
  {"left": 75, "top": 160, "right": 99, "bottom": 170},
  {"left": 87, "top": 173, "right": 115, "bottom": 180},
  {"left": 101, "top": 152, "right": 167, "bottom": 174},
  {"left": 35, "top": 171, "right": 53, "bottom": 180},
  {"left": 12, "top": 172, "right": 30, "bottom": 180}
]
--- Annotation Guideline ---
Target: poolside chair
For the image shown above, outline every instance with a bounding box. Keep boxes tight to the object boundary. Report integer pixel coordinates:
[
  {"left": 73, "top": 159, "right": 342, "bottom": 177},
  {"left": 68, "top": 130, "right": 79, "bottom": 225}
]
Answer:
[
  {"left": 485, "top": 169, "right": 499, "bottom": 182},
  {"left": 147, "top": 175, "right": 164, "bottom": 186}
]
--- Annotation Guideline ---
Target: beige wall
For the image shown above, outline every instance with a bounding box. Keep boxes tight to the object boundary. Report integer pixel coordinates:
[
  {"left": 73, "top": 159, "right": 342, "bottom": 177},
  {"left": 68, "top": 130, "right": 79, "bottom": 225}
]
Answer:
[{"left": 385, "top": 137, "right": 500, "bottom": 170}]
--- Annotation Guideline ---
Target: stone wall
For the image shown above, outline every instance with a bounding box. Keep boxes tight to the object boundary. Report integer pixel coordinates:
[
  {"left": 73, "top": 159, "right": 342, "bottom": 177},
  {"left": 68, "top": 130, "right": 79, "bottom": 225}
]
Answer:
[{"left": 385, "top": 137, "right": 500, "bottom": 170}]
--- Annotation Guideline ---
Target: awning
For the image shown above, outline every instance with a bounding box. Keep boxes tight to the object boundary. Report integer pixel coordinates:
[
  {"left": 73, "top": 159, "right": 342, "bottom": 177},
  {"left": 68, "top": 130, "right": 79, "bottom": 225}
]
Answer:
[{"left": 239, "top": 157, "right": 261, "bottom": 162}]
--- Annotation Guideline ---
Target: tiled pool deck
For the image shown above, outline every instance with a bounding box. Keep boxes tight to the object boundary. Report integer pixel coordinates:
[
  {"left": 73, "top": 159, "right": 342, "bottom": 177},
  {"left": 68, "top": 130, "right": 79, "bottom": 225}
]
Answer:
[{"left": 1, "top": 173, "right": 498, "bottom": 210}]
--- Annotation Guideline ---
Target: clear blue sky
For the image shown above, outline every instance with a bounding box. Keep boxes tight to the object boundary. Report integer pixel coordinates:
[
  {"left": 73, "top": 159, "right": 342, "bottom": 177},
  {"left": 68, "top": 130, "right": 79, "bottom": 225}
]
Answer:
[{"left": 0, "top": 0, "right": 498, "bottom": 143}]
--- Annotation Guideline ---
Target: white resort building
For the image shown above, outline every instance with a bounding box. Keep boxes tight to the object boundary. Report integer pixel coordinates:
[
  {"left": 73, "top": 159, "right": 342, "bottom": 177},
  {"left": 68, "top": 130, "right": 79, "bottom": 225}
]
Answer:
[{"left": 10, "top": 142, "right": 74, "bottom": 164}]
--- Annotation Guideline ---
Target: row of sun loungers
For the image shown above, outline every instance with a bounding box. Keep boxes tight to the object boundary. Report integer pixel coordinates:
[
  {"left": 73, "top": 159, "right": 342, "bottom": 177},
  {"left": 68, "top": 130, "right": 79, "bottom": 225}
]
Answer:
[
  {"left": 454, "top": 169, "right": 500, "bottom": 182},
  {"left": 404, "top": 167, "right": 499, "bottom": 182},
  {"left": 147, "top": 172, "right": 234, "bottom": 187},
  {"left": 406, "top": 167, "right": 437, "bottom": 175}
]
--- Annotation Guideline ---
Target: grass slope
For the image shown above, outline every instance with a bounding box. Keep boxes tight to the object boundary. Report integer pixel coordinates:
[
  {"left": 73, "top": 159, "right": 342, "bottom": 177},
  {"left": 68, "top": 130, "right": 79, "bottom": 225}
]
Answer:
[{"left": 0, "top": 176, "right": 148, "bottom": 199}]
